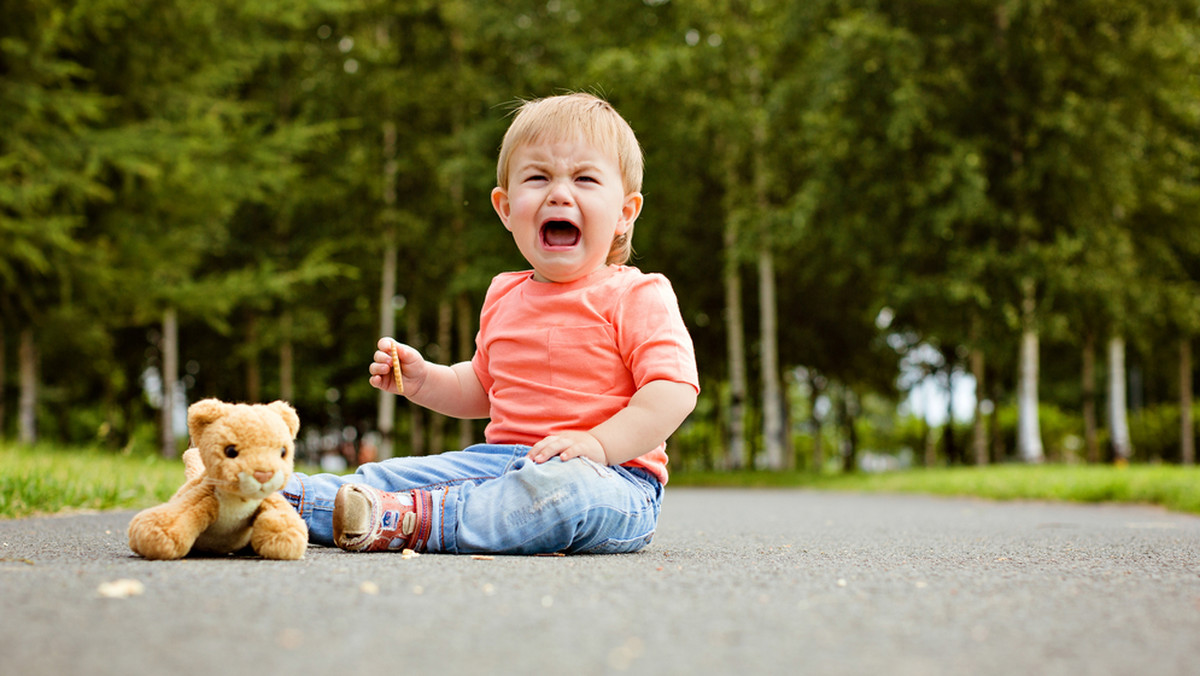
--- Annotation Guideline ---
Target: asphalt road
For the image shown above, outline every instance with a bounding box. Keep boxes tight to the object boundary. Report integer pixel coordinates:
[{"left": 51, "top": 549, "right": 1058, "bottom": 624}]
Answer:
[{"left": 3, "top": 488, "right": 1199, "bottom": 676}]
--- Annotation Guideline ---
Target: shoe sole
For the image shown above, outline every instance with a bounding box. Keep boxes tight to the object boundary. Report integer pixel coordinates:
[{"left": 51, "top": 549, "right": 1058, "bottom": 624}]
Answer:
[{"left": 332, "top": 484, "right": 375, "bottom": 551}]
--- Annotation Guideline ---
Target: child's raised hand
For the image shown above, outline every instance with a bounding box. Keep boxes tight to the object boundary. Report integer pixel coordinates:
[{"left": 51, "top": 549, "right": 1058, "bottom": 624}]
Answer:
[
  {"left": 369, "top": 337, "right": 422, "bottom": 396},
  {"left": 528, "top": 431, "right": 607, "bottom": 465}
]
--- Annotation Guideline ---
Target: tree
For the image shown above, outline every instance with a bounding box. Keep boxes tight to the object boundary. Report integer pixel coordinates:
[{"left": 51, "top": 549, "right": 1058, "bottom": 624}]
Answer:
[
  {"left": 1, "top": 0, "right": 109, "bottom": 442},
  {"left": 7, "top": 0, "right": 1199, "bottom": 469},
  {"left": 71, "top": 1, "right": 351, "bottom": 454}
]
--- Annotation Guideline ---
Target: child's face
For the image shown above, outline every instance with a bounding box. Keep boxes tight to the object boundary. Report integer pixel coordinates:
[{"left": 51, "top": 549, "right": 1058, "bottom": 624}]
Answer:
[{"left": 491, "top": 137, "right": 642, "bottom": 283}]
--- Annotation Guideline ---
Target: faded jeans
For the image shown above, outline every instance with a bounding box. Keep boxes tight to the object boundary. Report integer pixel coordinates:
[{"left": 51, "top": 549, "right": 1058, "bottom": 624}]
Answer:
[{"left": 282, "top": 444, "right": 663, "bottom": 555}]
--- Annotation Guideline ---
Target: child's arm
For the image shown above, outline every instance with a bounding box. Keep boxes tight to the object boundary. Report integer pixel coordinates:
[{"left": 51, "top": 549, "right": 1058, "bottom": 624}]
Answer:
[
  {"left": 369, "top": 337, "right": 490, "bottom": 419},
  {"left": 527, "top": 379, "right": 698, "bottom": 466}
]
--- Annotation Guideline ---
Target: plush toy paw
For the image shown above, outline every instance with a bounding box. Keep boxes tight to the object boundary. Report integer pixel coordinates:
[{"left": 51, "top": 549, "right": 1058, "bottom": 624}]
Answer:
[
  {"left": 251, "top": 498, "right": 309, "bottom": 560},
  {"left": 128, "top": 507, "right": 195, "bottom": 561}
]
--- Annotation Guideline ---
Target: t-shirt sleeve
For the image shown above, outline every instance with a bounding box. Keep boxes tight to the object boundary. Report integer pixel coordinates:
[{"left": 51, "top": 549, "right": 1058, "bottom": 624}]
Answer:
[{"left": 614, "top": 274, "right": 700, "bottom": 393}]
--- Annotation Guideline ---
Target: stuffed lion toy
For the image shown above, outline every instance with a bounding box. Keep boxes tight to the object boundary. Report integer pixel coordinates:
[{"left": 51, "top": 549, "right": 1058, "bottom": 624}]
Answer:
[{"left": 128, "top": 398, "right": 308, "bottom": 560}]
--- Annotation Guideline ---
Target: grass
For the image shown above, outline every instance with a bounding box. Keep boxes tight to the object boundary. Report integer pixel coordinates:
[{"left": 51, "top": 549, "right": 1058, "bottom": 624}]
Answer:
[
  {"left": 0, "top": 442, "right": 326, "bottom": 519},
  {"left": 1, "top": 443, "right": 185, "bottom": 519},
  {"left": 671, "top": 463, "right": 1200, "bottom": 515},
  {"left": 4, "top": 442, "right": 1200, "bottom": 518}
]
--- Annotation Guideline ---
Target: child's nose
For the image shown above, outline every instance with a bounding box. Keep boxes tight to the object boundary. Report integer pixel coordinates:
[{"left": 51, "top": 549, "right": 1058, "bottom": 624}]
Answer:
[{"left": 547, "top": 181, "right": 573, "bottom": 206}]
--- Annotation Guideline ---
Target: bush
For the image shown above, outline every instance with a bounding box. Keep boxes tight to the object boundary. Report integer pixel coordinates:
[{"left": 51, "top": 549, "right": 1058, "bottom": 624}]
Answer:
[
  {"left": 1128, "top": 403, "right": 1200, "bottom": 463},
  {"left": 992, "top": 403, "right": 1088, "bottom": 462}
]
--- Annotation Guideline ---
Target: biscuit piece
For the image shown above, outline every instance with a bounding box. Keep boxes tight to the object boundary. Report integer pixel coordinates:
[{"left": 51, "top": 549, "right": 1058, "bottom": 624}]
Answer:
[{"left": 391, "top": 344, "right": 404, "bottom": 394}]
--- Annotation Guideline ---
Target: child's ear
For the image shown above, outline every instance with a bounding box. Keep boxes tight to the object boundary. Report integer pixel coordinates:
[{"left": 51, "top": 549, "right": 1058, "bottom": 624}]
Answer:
[
  {"left": 616, "top": 192, "right": 643, "bottom": 235},
  {"left": 491, "top": 187, "right": 512, "bottom": 231}
]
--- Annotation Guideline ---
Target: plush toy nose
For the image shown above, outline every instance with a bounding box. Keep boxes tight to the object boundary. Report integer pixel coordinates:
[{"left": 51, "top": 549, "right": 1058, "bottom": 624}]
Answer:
[{"left": 254, "top": 470, "right": 275, "bottom": 484}]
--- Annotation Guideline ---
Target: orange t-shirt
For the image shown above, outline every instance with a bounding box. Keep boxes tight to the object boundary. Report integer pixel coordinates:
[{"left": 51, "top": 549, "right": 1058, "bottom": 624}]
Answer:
[{"left": 471, "top": 265, "right": 699, "bottom": 484}]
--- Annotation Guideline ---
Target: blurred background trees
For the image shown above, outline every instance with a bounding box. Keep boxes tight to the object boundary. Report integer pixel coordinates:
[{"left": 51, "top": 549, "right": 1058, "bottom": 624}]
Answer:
[{"left": 3, "top": 0, "right": 1198, "bottom": 471}]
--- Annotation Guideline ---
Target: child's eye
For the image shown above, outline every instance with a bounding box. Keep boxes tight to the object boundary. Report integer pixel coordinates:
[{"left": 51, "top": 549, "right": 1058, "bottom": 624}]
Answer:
[
  {"left": 524, "top": 174, "right": 548, "bottom": 183},
  {"left": 577, "top": 175, "right": 598, "bottom": 183}
]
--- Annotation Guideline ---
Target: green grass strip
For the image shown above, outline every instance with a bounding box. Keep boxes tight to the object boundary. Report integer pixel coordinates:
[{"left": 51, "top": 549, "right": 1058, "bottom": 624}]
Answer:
[
  {"left": 0, "top": 443, "right": 184, "bottom": 519},
  {"left": 671, "top": 464, "right": 1200, "bottom": 515},
  {"left": 5, "top": 442, "right": 1199, "bottom": 519},
  {"left": 0, "top": 443, "right": 332, "bottom": 520}
]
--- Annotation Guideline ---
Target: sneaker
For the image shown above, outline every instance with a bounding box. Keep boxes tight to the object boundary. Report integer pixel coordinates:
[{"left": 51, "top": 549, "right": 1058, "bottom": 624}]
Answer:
[{"left": 332, "top": 484, "right": 432, "bottom": 552}]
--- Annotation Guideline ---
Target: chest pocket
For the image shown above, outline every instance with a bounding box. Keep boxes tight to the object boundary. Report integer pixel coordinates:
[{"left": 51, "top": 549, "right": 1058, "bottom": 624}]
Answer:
[{"left": 548, "top": 325, "right": 625, "bottom": 394}]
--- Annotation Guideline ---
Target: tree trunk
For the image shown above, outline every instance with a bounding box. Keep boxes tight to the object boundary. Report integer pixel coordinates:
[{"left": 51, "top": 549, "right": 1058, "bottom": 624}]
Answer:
[
  {"left": 18, "top": 327, "right": 37, "bottom": 445},
  {"left": 377, "top": 234, "right": 399, "bottom": 461},
  {"left": 1182, "top": 338, "right": 1194, "bottom": 466},
  {"left": 1081, "top": 332, "right": 1099, "bottom": 463},
  {"left": 456, "top": 292, "right": 475, "bottom": 450},
  {"left": 757, "top": 248, "right": 784, "bottom": 470},
  {"left": 943, "top": 357, "right": 960, "bottom": 465},
  {"left": 279, "top": 311, "right": 294, "bottom": 402},
  {"left": 245, "top": 313, "right": 261, "bottom": 402},
  {"left": 1108, "top": 335, "right": 1132, "bottom": 463},
  {"left": 0, "top": 327, "right": 6, "bottom": 437},
  {"left": 406, "top": 304, "right": 425, "bottom": 456},
  {"left": 809, "top": 372, "right": 825, "bottom": 472},
  {"left": 782, "top": 383, "right": 795, "bottom": 470},
  {"left": 990, "top": 379, "right": 1006, "bottom": 460},
  {"left": 970, "top": 346, "right": 988, "bottom": 465},
  {"left": 746, "top": 62, "right": 783, "bottom": 470},
  {"left": 160, "top": 308, "right": 179, "bottom": 458},
  {"left": 723, "top": 209, "right": 748, "bottom": 470},
  {"left": 840, "top": 387, "right": 859, "bottom": 473},
  {"left": 376, "top": 120, "right": 399, "bottom": 461},
  {"left": 923, "top": 410, "right": 936, "bottom": 468},
  {"left": 429, "top": 298, "right": 452, "bottom": 455},
  {"left": 1017, "top": 279, "right": 1044, "bottom": 463},
  {"left": 445, "top": 54, "right": 473, "bottom": 452}
]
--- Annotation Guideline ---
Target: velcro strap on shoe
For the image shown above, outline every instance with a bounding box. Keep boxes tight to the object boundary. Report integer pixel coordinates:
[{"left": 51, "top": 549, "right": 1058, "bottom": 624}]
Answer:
[{"left": 406, "top": 489, "right": 434, "bottom": 552}]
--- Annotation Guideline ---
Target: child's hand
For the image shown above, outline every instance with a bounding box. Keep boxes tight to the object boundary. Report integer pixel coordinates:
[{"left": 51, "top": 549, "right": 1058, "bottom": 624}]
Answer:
[
  {"left": 368, "top": 337, "right": 423, "bottom": 396},
  {"left": 528, "top": 431, "right": 606, "bottom": 465}
]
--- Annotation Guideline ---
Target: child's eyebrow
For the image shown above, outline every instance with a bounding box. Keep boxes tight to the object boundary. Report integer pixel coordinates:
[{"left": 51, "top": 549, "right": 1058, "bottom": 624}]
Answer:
[{"left": 516, "top": 159, "right": 603, "bottom": 174}]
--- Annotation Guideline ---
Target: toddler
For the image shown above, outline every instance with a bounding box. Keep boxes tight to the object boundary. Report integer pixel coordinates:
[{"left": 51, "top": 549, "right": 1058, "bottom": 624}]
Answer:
[{"left": 283, "top": 93, "right": 699, "bottom": 554}]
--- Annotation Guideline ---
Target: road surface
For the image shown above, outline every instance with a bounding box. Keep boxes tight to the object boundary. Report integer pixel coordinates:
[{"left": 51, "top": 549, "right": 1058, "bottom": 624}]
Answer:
[{"left": 3, "top": 489, "right": 1199, "bottom": 675}]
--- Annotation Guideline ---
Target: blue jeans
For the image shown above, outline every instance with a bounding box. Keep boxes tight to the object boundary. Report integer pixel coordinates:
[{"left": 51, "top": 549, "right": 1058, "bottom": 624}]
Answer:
[{"left": 282, "top": 444, "right": 663, "bottom": 555}]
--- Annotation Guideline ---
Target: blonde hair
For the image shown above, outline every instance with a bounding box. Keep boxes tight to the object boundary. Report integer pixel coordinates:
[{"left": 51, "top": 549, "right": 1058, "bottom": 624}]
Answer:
[{"left": 496, "top": 93, "right": 643, "bottom": 265}]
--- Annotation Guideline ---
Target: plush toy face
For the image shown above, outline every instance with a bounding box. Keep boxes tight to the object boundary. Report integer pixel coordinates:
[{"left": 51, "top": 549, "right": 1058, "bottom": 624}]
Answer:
[{"left": 188, "top": 400, "right": 301, "bottom": 501}]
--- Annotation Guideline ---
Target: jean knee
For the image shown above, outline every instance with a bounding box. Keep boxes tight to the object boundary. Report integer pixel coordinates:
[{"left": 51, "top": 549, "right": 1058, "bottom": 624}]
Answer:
[
  {"left": 512, "top": 455, "right": 581, "bottom": 494},
  {"left": 515, "top": 455, "right": 609, "bottom": 487}
]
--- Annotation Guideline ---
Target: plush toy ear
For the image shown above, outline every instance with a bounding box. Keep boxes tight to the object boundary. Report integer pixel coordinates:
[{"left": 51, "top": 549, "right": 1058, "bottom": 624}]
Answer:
[
  {"left": 268, "top": 400, "right": 301, "bottom": 439},
  {"left": 188, "top": 399, "right": 229, "bottom": 441}
]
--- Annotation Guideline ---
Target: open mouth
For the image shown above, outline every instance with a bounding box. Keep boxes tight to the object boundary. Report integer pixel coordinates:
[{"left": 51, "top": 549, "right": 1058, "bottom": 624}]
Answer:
[{"left": 540, "top": 220, "right": 581, "bottom": 248}]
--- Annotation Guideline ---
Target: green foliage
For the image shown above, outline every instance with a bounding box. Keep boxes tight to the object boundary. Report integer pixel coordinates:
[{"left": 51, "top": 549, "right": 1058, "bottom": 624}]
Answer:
[
  {"left": 1128, "top": 404, "right": 1200, "bottom": 464},
  {"left": 0, "top": 0, "right": 107, "bottom": 320},
  {"left": 1, "top": 0, "right": 1198, "bottom": 466},
  {"left": 993, "top": 403, "right": 1087, "bottom": 463}
]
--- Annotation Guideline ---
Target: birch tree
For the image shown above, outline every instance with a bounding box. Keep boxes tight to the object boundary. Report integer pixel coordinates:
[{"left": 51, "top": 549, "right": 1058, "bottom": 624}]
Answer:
[{"left": 1015, "top": 280, "right": 1044, "bottom": 462}]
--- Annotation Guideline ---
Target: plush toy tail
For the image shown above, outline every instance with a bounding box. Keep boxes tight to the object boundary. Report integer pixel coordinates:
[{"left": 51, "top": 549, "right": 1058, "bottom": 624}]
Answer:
[{"left": 183, "top": 448, "right": 205, "bottom": 482}]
